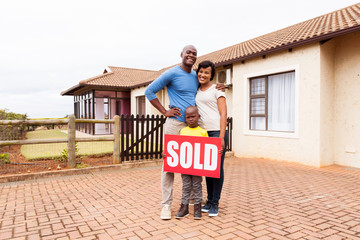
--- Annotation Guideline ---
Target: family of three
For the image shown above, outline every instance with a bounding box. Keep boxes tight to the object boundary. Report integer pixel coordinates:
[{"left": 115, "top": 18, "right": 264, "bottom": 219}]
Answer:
[{"left": 145, "top": 45, "right": 228, "bottom": 220}]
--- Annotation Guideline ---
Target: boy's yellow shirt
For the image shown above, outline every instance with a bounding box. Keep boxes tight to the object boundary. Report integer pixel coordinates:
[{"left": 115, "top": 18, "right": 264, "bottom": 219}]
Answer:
[{"left": 180, "top": 126, "right": 208, "bottom": 137}]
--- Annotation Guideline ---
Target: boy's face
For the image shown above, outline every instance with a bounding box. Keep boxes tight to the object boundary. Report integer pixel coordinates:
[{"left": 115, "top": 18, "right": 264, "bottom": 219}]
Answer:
[{"left": 185, "top": 108, "right": 200, "bottom": 128}]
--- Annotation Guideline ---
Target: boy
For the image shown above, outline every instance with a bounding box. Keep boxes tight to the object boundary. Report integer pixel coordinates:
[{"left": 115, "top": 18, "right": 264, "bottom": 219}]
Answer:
[{"left": 175, "top": 106, "right": 208, "bottom": 220}]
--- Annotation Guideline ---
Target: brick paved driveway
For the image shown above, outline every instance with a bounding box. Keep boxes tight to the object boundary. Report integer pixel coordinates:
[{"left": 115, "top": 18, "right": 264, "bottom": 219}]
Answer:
[{"left": 0, "top": 157, "right": 359, "bottom": 240}]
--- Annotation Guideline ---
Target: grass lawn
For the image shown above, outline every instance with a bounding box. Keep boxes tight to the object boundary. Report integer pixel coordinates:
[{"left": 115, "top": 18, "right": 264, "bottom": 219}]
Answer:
[
  {"left": 21, "top": 130, "right": 160, "bottom": 160},
  {"left": 21, "top": 130, "right": 113, "bottom": 160}
]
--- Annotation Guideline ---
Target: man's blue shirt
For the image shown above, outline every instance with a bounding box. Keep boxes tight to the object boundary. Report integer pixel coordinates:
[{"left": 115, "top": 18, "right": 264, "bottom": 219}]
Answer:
[{"left": 145, "top": 65, "right": 198, "bottom": 123}]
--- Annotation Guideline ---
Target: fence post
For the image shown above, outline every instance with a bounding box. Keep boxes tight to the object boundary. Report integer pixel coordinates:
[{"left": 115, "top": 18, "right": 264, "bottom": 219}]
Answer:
[
  {"left": 113, "top": 115, "right": 120, "bottom": 164},
  {"left": 68, "top": 114, "right": 76, "bottom": 168}
]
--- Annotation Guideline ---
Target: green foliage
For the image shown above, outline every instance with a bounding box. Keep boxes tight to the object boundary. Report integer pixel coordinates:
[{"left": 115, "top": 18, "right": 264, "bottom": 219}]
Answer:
[
  {"left": 0, "top": 109, "right": 28, "bottom": 140},
  {"left": 0, "top": 109, "right": 27, "bottom": 120},
  {"left": 59, "top": 143, "right": 79, "bottom": 162},
  {"left": 75, "top": 162, "right": 91, "bottom": 168},
  {"left": 0, "top": 153, "right": 10, "bottom": 164}
]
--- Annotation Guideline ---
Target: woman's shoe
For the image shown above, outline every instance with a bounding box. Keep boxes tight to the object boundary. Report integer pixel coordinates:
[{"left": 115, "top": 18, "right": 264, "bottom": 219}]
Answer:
[
  {"left": 201, "top": 201, "right": 212, "bottom": 212},
  {"left": 208, "top": 204, "right": 219, "bottom": 217}
]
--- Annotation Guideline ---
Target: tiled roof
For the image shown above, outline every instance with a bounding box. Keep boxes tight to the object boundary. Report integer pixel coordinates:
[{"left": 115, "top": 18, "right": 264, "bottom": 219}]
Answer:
[
  {"left": 195, "top": 3, "right": 360, "bottom": 66},
  {"left": 62, "top": 3, "right": 360, "bottom": 94},
  {"left": 80, "top": 66, "right": 159, "bottom": 88}
]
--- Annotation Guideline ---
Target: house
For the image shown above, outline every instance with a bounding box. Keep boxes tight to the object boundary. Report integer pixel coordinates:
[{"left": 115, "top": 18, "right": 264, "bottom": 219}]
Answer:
[{"left": 61, "top": 3, "right": 360, "bottom": 168}]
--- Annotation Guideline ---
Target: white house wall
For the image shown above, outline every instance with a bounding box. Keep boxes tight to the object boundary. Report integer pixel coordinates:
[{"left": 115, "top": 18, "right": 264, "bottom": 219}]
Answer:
[
  {"left": 131, "top": 86, "right": 167, "bottom": 116},
  {"left": 333, "top": 31, "right": 360, "bottom": 168},
  {"left": 232, "top": 43, "right": 322, "bottom": 167},
  {"left": 320, "top": 40, "right": 335, "bottom": 166},
  {"left": 131, "top": 87, "right": 145, "bottom": 115}
]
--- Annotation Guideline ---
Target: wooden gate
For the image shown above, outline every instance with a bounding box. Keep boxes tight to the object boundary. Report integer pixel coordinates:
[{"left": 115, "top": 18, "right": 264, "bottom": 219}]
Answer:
[{"left": 120, "top": 115, "right": 166, "bottom": 161}]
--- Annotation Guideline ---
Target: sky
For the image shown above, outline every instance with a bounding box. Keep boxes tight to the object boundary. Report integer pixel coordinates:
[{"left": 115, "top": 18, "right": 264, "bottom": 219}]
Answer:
[{"left": 1, "top": 0, "right": 359, "bottom": 118}]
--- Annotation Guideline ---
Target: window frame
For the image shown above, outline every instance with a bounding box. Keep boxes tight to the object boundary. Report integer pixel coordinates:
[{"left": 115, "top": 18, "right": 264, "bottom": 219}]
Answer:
[
  {"left": 249, "top": 76, "right": 268, "bottom": 130},
  {"left": 136, "top": 95, "right": 146, "bottom": 116},
  {"left": 244, "top": 65, "right": 299, "bottom": 139}
]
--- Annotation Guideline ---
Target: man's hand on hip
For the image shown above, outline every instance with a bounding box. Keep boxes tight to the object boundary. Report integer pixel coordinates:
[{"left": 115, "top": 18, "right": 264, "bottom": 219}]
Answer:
[{"left": 164, "top": 107, "right": 182, "bottom": 118}]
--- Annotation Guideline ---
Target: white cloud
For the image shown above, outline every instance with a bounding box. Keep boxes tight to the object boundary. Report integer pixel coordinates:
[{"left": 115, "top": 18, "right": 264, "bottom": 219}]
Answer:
[{"left": 0, "top": 0, "right": 359, "bottom": 118}]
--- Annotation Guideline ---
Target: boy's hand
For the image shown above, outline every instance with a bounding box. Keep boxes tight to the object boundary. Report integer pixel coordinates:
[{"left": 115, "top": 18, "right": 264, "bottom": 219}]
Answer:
[{"left": 162, "top": 152, "right": 166, "bottom": 158}]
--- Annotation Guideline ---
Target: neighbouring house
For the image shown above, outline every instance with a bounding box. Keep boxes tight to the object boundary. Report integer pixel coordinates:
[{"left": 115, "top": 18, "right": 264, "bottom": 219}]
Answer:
[{"left": 61, "top": 3, "right": 360, "bottom": 168}]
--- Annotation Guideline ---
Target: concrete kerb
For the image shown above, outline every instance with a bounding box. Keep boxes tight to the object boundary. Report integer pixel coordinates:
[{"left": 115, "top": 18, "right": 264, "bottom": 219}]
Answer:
[{"left": 0, "top": 159, "right": 163, "bottom": 183}]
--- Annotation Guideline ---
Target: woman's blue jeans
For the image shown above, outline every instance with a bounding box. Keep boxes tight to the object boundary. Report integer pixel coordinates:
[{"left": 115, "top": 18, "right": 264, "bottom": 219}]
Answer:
[{"left": 206, "top": 130, "right": 228, "bottom": 206}]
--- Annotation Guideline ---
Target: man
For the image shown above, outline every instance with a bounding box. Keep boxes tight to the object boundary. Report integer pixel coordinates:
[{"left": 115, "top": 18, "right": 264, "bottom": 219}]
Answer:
[
  {"left": 145, "top": 45, "right": 224, "bottom": 220},
  {"left": 145, "top": 45, "right": 198, "bottom": 220}
]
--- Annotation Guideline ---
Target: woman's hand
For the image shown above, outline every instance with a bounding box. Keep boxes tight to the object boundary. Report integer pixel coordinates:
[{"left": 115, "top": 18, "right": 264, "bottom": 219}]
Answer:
[{"left": 219, "top": 138, "right": 225, "bottom": 155}]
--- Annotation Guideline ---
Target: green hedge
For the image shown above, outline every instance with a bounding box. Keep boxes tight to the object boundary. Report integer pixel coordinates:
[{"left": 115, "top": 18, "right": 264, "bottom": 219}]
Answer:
[{"left": 0, "top": 109, "right": 27, "bottom": 141}]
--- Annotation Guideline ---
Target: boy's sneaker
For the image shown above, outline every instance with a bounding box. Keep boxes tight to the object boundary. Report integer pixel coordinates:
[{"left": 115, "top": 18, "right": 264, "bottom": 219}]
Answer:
[
  {"left": 208, "top": 204, "right": 219, "bottom": 217},
  {"left": 201, "top": 201, "right": 212, "bottom": 212},
  {"left": 160, "top": 205, "right": 171, "bottom": 220}
]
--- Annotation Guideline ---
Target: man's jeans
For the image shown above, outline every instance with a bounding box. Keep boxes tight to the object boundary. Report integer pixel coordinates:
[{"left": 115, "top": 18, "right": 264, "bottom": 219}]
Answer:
[{"left": 161, "top": 118, "right": 187, "bottom": 206}]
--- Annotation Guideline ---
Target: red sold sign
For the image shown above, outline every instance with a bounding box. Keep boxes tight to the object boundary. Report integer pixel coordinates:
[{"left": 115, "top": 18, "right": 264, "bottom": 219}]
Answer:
[{"left": 164, "top": 134, "right": 222, "bottom": 178}]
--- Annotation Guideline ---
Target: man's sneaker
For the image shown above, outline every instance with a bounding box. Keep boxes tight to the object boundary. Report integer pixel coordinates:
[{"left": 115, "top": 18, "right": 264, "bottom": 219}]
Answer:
[
  {"left": 201, "top": 201, "right": 212, "bottom": 212},
  {"left": 208, "top": 204, "right": 219, "bottom": 217},
  {"left": 194, "top": 203, "right": 202, "bottom": 220},
  {"left": 175, "top": 204, "right": 189, "bottom": 219},
  {"left": 160, "top": 205, "right": 171, "bottom": 220}
]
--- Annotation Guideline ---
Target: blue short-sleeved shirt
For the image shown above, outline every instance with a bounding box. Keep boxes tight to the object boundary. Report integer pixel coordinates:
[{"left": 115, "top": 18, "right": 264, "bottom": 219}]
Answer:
[{"left": 145, "top": 65, "right": 198, "bottom": 123}]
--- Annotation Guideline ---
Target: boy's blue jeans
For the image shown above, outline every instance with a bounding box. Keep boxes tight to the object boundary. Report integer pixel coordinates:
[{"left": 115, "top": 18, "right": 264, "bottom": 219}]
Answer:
[{"left": 205, "top": 130, "right": 229, "bottom": 205}]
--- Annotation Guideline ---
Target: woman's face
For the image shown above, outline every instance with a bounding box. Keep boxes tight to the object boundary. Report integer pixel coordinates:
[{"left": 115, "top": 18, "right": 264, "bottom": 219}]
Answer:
[{"left": 197, "top": 66, "right": 212, "bottom": 85}]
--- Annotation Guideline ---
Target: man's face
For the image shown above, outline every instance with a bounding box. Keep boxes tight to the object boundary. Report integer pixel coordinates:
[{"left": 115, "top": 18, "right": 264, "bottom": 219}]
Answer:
[{"left": 181, "top": 46, "right": 197, "bottom": 67}]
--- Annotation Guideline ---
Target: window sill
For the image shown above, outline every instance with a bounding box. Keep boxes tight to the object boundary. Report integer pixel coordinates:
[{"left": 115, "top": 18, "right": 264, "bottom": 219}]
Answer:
[{"left": 244, "top": 130, "right": 299, "bottom": 139}]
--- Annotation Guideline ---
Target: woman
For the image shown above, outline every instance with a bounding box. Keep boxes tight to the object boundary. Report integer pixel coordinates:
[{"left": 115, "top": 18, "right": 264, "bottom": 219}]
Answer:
[{"left": 196, "top": 60, "right": 228, "bottom": 217}]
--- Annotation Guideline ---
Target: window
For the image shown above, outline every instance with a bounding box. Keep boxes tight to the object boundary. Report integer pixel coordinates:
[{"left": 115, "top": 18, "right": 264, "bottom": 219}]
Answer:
[
  {"left": 250, "top": 71, "right": 295, "bottom": 132},
  {"left": 136, "top": 96, "right": 146, "bottom": 116}
]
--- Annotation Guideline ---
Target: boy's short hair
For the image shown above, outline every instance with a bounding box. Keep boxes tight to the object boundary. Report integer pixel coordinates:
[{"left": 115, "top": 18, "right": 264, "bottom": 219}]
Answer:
[{"left": 185, "top": 106, "right": 199, "bottom": 115}]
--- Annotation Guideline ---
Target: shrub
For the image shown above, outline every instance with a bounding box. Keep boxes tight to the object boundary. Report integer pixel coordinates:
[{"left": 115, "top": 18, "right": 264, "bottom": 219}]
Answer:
[
  {"left": 58, "top": 143, "right": 79, "bottom": 162},
  {"left": 0, "top": 153, "right": 10, "bottom": 164},
  {"left": 75, "top": 162, "right": 91, "bottom": 168},
  {"left": 0, "top": 109, "right": 27, "bottom": 140}
]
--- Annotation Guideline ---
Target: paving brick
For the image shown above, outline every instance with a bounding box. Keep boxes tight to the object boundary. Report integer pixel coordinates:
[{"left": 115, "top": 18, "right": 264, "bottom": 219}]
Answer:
[
  {"left": 233, "top": 230, "right": 255, "bottom": 239},
  {"left": 215, "top": 233, "right": 236, "bottom": 240},
  {"left": 0, "top": 157, "right": 359, "bottom": 240},
  {"left": 323, "top": 235, "right": 345, "bottom": 240},
  {"left": 318, "top": 228, "right": 339, "bottom": 236},
  {"left": 27, "top": 233, "right": 41, "bottom": 240},
  {"left": 0, "top": 230, "right": 13, "bottom": 239},
  {"left": 67, "top": 230, "right": 82, "bottom": 239},
  {"left": 251, "top": 229, "right": 271, "bottom": 238}
]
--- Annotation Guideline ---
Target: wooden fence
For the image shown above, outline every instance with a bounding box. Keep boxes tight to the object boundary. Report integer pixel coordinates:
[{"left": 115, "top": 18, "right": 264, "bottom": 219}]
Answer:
[{"left": 0, "top": 115, "right": 233, "bottom": 168}]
